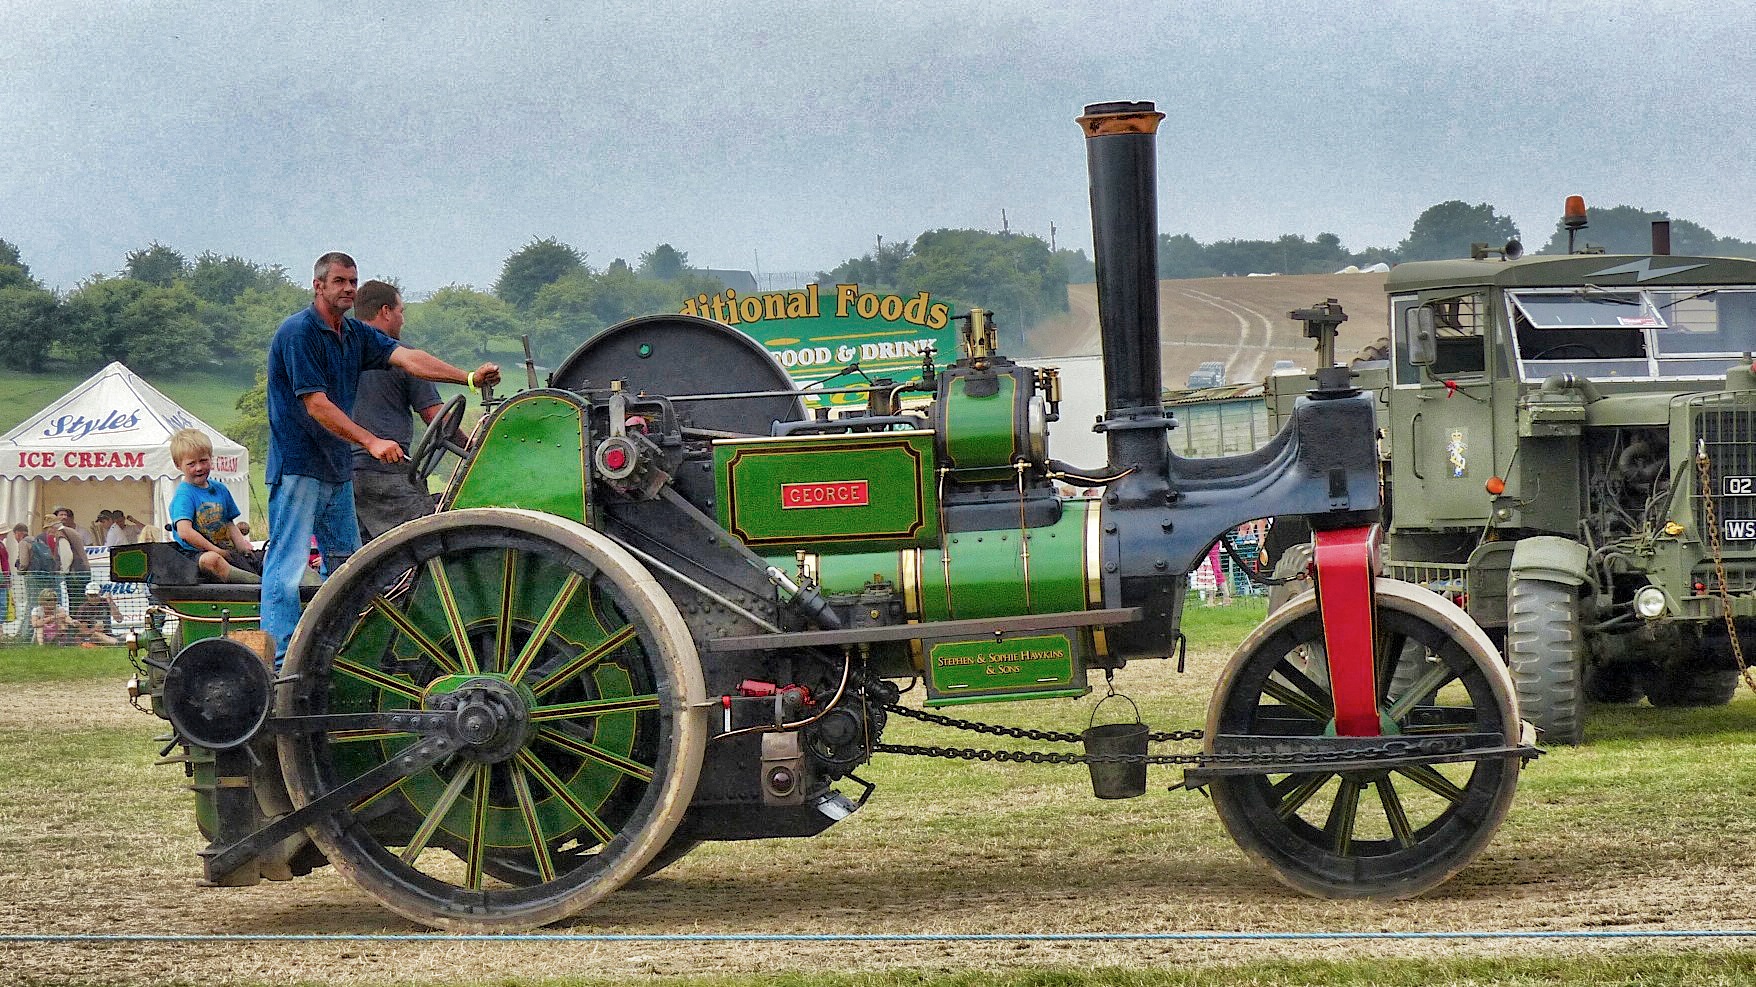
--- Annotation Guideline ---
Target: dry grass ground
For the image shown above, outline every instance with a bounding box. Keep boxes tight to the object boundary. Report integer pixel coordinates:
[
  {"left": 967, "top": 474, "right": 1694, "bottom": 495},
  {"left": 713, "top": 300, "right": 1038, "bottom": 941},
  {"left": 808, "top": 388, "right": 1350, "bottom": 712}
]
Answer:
[{"left": 4, "top": 604, "right": 1756, "bottom": 985}]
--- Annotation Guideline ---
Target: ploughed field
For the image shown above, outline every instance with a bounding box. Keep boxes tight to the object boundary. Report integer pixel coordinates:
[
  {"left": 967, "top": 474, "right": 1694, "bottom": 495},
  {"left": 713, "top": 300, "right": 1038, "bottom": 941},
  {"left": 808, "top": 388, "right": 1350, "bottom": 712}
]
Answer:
[
  {"left": 5, "top": 605, "right": 1756, "bottom": 985},
  {"left": 1028, "top": 272, "right": 1391, "bottom": 387}
]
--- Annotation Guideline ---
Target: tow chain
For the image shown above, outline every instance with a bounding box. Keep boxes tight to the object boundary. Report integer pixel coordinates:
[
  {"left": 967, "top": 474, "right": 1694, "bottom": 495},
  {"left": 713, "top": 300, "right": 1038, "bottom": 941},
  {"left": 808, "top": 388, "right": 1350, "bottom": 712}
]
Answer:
[
  {"left": 876, "top": 701, "right": 1457, "bottom": 768},
  {"left": 1693, "top": 441, "right": 1756, "bottom": 694}
]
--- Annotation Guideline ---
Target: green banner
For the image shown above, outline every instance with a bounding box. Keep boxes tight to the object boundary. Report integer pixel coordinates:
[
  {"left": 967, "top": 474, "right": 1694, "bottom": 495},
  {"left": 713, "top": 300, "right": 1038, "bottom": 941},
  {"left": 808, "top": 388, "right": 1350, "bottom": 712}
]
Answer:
[{"left": 681, "top": 283, "right": 958, "bottom": 405}]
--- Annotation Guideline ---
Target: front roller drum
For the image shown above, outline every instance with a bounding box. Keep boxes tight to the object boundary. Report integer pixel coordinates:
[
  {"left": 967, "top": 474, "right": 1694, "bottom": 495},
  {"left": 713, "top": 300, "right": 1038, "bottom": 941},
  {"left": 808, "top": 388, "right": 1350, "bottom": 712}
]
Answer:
[
  {"left": 1205, "top": 579, "right": 1526, "bottom": 899},
  {"left": 275, "top": 508, "right": 707, "bottom": 931}
]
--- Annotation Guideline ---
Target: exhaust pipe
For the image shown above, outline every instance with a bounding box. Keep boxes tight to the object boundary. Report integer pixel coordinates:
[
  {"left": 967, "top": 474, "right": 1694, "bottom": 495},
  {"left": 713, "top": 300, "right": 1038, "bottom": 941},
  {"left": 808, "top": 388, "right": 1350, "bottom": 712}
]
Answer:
[{"left": 1079, "top": 101, "right": 1170, "bottom": 481}]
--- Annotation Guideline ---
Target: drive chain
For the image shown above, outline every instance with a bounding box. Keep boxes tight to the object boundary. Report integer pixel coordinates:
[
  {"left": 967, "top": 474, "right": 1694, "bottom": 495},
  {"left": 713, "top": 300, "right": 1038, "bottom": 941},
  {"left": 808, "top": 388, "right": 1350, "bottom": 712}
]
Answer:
[
  {"left": 883, "top": 701, "right": 1201, "bottom": 745},
  {"left": 874, "top": 737, "right": 1457, "bottom": 767},
  {"left": 878, "top": 702, "right": 1457, "bottom": 767}
]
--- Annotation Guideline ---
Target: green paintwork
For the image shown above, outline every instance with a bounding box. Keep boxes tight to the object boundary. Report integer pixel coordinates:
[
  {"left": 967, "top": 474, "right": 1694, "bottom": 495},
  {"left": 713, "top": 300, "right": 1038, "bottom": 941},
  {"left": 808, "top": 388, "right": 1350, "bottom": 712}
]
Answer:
[
  {"left": 925, "top": 632, "right": 1079, "bottom": 704},
  {"left": 110, "top": 546, "right": 147, "bottom": 581},
  {"left": 448, "top": 393, "right": 589, "bottom": 521},
  {"left": 716, "top": 431, "right": 939, "bottom": 551},
  {"left": 917, "top": 504, "right": 1089, "bottom": 621},
  {"left": 941, "top": 373, "right": 1019, "bottom": 481},
  {"left": 159, "top": 599, "right": 259, "bottom": 646}
]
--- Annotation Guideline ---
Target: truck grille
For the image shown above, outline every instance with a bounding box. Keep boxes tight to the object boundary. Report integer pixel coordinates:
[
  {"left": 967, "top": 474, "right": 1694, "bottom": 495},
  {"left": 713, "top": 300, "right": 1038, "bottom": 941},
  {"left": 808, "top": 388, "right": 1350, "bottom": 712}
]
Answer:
[{"left": 1693, "top": 400, "right": 1756, "bottom": 543}]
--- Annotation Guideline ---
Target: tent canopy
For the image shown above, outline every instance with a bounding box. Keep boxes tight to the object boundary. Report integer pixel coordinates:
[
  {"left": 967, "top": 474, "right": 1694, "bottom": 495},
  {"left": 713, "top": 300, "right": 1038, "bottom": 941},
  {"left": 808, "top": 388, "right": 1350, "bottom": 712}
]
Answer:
[{"left": 0, "top": 362, "right": 250, "bottom": 533}]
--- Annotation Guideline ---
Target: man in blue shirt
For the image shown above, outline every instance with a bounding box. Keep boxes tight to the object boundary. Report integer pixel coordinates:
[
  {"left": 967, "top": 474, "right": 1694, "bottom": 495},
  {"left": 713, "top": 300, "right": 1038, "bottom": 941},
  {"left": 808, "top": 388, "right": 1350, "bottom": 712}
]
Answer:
[{"left": 263, "top": 251, "right": 499, "bottom": 664}]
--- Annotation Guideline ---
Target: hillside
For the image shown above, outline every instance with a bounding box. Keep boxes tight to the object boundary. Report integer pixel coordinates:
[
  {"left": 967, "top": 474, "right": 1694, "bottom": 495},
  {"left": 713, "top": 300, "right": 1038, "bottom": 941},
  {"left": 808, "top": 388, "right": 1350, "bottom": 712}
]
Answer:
[{"left": 1027, "top": 271, "right": 1390, "bottom": 388}]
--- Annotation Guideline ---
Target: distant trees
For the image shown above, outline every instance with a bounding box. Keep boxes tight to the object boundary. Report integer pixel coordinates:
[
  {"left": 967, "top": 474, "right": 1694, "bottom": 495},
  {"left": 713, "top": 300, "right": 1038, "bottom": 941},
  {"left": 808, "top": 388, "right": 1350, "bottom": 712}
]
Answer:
[
  {"left": 1398, "top": 201, "right": 1521, "bottom": 262},
  {"left": 124, "top": 242, "right": 189, "bottom": 287},
  {"left": 637, "top": 243, "right": 688, "bottom": 281},
  {"left": 1535, "top": 205, "right": 1756, "bottom": 258},
  {"left": 816, "top": 229, "right": 1069, "bottom": 342},
  {"left": 493, "top": 237, "right": 586, "bottom": 309},
  {"left": 0, "top": 237, "right": 58, "bottom": 370},
  {"left": 1158, "top": 232, "right": 1355, "bottom": 278}
]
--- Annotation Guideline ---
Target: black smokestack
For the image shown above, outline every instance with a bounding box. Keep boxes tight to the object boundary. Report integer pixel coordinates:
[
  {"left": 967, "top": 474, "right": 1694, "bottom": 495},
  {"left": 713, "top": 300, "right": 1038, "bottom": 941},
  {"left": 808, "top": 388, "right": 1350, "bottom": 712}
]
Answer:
[
  {"left": 1079, "top": 100, "right": 1168, "bottom": 475},
  {"left": 1651, "top": 220, "right": 1672, "bottom": 256}
]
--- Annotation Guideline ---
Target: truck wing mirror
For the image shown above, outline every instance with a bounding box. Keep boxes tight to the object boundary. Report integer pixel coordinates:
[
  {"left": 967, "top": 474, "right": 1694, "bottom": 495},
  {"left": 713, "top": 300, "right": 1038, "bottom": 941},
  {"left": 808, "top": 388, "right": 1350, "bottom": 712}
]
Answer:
[{"left": 1404, "top": 306, "right": 1437, "bottom": 366}]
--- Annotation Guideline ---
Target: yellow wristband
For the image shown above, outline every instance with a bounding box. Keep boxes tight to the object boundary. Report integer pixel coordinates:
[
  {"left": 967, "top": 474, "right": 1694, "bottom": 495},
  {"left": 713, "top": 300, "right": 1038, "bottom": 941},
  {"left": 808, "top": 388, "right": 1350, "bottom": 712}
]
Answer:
[{"left": 467, "top": 370, "right": 476, "bottom": 388}]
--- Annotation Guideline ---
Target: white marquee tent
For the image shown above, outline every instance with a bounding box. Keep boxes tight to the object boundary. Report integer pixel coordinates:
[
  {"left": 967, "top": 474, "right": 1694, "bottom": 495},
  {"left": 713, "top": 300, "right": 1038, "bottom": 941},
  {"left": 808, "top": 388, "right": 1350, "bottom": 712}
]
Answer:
[{"left": 0, "top": 362, "right": 250, "bottom": 535}]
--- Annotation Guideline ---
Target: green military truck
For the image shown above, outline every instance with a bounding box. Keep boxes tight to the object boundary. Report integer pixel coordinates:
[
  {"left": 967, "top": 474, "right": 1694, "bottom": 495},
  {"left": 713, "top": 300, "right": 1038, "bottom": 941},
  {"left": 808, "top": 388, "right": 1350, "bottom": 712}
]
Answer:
[{"left": 1267, "top": 219, "right": 1756, "bottom": 744}]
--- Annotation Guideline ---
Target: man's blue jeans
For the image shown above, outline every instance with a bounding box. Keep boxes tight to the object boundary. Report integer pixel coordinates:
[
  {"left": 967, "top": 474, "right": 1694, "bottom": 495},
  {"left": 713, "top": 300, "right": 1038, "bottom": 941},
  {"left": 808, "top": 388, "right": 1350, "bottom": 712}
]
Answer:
[{"left": 263, "top": 475, "right": 361, "bottom": 662}]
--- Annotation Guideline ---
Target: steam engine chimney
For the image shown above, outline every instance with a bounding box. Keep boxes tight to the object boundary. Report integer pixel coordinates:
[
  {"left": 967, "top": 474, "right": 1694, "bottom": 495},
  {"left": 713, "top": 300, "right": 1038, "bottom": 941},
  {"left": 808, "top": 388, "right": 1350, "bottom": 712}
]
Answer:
[{"left": 1079, "top": 101, "right": 1170, "bottom": 481}]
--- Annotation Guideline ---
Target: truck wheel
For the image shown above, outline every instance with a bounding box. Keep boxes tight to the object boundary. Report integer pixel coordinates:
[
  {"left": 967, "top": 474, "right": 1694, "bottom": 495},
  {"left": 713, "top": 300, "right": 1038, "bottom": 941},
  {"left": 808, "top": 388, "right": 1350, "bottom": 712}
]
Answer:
[
  {"left": 276, "top": 508, "right": 707, "bottom": 931},
  {"left": 1583, "top": 660, "right": 1645, "bottom": 704},
  {"left": 1645, "top": 665, "right": 1740, "bottom": 707},
  {"left": 1506, "top": 577, "right": 1584, "bottom": 746}
]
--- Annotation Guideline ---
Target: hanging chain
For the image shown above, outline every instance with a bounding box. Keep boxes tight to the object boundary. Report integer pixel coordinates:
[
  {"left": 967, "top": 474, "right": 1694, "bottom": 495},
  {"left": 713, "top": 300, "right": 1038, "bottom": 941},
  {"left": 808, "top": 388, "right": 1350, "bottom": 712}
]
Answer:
[{"left": 1693, "top": 441, "right": 1756, "bottom": 694}]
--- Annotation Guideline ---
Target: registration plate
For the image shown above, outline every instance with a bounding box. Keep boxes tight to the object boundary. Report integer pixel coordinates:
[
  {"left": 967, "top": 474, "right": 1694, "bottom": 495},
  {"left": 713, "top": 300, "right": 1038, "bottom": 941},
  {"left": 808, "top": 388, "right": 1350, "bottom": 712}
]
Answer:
[
  {"left": 1723, "top": 475, "right": 1756, "bottom": 496},
  {"left": 1724, "top": 519, "right": 1756, "bottom": 541}
]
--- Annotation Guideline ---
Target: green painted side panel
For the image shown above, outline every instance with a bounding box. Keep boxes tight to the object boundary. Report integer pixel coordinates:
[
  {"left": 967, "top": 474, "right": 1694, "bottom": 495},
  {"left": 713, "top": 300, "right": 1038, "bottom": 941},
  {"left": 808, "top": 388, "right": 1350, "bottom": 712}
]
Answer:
[
  {"left": 942, "top": 374, "right": 1018, "bottom": 481},
  {"left": 927, "top": 632, "right": 1076, "bottom": 696},
  {"left": 787, "top": 503, "right": 1089, "bottom": 620},
  {"left": 161, "top": 599, "right": 259, "bottom": 646},
  {"left": 716, "top": 431, "right": 938, "bottom": 551},
  {"left": 110, "top": 546, "right": 148, "bottom": 581},
  {"left": 448, "top": 394, "right": 589, "bottom": 522},
  {"left": 918, "top": 505, "right": 1088, "bottom": 620}
]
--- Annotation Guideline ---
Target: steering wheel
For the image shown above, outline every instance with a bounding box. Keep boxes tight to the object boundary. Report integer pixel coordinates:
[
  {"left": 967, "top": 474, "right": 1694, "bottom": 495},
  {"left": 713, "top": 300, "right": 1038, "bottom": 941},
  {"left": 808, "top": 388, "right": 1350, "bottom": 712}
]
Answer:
[
  {"left": 1528, "top": 342, "right": 1604, "bottom": 361},
  {"left": 408, "top": 395, "right": 471, "bottom": 483}
]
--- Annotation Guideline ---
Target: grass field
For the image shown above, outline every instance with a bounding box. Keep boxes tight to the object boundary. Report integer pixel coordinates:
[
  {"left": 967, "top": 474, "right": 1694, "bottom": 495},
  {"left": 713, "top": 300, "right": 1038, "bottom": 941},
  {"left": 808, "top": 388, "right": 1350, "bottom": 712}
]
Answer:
[{"left": 4, "top": 601, "right": 1756, "bottom": 986}]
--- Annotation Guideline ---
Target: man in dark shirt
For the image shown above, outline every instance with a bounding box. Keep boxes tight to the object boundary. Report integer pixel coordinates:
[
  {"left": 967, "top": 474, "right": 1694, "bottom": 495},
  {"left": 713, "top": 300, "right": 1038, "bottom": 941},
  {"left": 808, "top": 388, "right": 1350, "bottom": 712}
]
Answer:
[
  {"left": 261, "top": 251, "right": 499, "bottom": 664},
  {"left": 350, "top": 280, "right": 448, "bottom": 540}
]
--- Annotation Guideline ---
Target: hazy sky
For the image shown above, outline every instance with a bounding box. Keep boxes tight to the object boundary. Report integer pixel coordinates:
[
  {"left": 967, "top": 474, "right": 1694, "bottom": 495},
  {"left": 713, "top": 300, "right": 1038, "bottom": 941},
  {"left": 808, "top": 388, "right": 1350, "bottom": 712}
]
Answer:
[{"left": 4, "top": 0, "right": 1752, "bottom": 297}]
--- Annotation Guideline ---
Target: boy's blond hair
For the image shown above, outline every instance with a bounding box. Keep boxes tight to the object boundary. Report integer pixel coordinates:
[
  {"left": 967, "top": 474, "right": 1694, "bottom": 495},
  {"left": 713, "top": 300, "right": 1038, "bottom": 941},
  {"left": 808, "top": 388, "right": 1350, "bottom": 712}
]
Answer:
[{"left": 169, "top": 428, "right": 213, "bottom": 467}]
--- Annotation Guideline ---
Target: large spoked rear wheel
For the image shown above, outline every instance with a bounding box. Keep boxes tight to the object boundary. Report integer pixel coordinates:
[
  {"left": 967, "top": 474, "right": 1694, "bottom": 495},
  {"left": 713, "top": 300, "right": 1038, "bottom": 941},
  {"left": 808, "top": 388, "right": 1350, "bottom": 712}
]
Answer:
[
  {"left": 276, "top": 508, "right": 706, "bottom": 931},
  {"left": 1207, "top": 579, "right": 1522, "bottom": 899}
]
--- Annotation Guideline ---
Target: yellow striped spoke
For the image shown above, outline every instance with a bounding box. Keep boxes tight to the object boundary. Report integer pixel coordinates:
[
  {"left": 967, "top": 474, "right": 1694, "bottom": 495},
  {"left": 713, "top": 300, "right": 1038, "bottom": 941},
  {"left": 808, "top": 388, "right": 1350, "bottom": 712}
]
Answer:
[
  {"left": 333, "top": 658, "right": 424, "bottom": 703},
  {"left": 1263, "top": 676, "right": 1330, "bottom": 722},
  {"left": 400, "top": 762, "right": 478, "bottom": 866},
  {"left": 516, "top": 750, "right": 614, "bottom": 845},
  {"left": 1376, "top": 777, "right": 1416, "bottom": 849},
  {"left": 1272, "top": 772, "right": 1333, "bottom": 820},
  {"left": 328, "top": 728, "right": 417, "bottom": 743},
  {"left": 465, "top": 765, "right": 491, "bottom": 890},
  {"left": 1324, "top": 777, "right": 1364, "bottom": 855},
  {"left": 1396, "top": 763, "right": 1467, "bottom": 804},
  {"left": 506, "top": 571, "right": 585, "bottom": 685},
  {"left": 369, "top": 594, "right": 463, "bottom": 676},
  {"left": 349, "top": 760, "right": 423, "bottom": 814},
  {"left": 531, "top": 625, "right": 639, "bottom": 698},
  {"left": 495, "top": 550, "right": 518, "bottom": 672},
  {"left": 531, "top": 694, "right": 660, "bottom": 723},
  {"left": 1386, "top": 660, "right": 1457, "bottom": 722},
  {"left": 425, "top": 558, "right": 478, "bottom": 674},
  {"left": 538, "top": 726, "right": 655, "bottom": 783},
  {"left": 509, "top": 764, "right": 556, "bottom": 883}
]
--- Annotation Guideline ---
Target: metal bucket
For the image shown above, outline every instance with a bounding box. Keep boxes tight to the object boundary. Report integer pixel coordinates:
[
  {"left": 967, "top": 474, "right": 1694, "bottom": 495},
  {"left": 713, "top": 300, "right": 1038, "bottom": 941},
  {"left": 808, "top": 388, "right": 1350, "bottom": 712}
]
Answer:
[{"left": 1083, "top": 694, "right": 1148, "bottom": 799}]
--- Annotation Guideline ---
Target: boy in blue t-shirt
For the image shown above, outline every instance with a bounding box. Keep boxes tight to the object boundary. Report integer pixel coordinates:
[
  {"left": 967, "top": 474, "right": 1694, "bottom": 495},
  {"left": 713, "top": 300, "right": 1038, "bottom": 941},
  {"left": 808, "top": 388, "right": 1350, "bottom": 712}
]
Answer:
[{"left": 168, "top": 428, "right": 260, "bottom": 584}]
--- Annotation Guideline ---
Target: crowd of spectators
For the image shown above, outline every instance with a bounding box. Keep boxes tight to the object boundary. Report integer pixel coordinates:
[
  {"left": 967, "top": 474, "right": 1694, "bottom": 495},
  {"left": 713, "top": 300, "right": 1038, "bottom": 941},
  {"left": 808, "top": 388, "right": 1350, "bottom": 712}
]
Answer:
[{"left": 3, "top": 505, "right": 144, "bottom": 645}]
